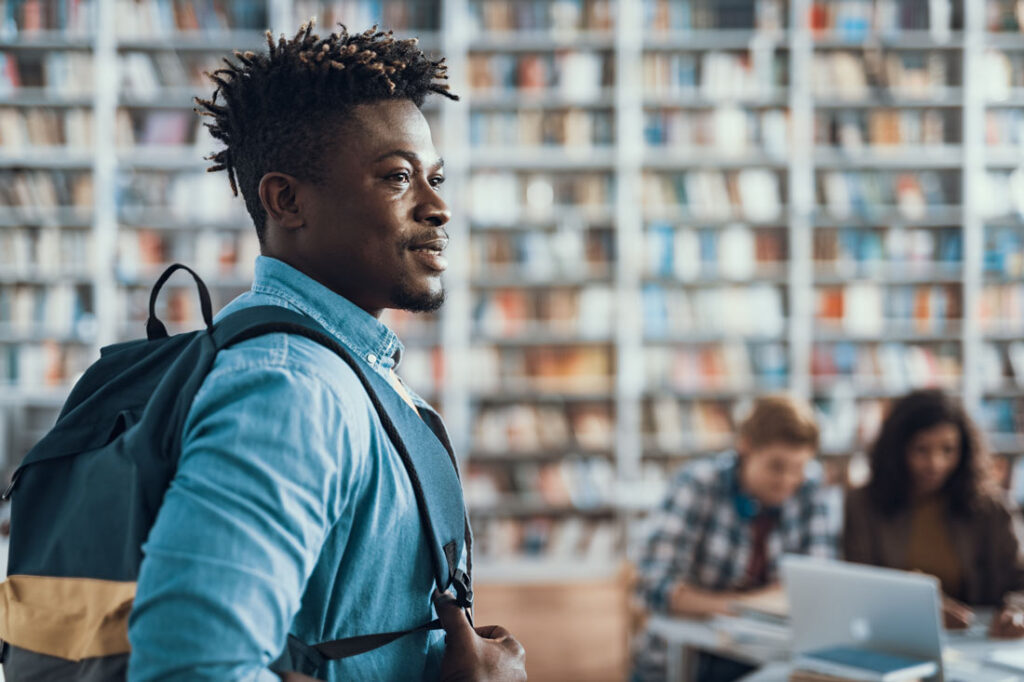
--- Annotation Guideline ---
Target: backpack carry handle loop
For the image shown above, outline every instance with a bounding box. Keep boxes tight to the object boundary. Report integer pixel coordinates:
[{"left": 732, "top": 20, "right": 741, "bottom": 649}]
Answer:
[{"left": 147, "top": 263, "right": 215, "bottom": 340}]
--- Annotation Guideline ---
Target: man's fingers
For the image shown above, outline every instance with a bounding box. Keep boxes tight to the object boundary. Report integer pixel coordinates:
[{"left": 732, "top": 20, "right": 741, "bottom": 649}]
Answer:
[
  {"left": 474, "top": 624, "right": 511, "bottom": 640},
  {"left": 434, "top": 590, "right": 476, "bottom": 641}
]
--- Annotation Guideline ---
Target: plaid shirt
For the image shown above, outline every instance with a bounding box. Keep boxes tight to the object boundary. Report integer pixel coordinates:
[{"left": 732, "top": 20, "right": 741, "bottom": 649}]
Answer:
[{"left": 637, "top": 451, "right": 839, "bottom": 612}]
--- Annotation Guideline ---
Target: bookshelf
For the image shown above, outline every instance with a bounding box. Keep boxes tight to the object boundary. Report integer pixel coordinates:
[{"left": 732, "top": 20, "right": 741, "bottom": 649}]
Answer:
[{"left": 2, "top": 0, "right": 1024, "bottom": 572}]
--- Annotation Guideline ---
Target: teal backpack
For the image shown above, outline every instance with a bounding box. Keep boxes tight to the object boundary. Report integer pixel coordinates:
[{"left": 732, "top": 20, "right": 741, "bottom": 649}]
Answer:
[{"left": 0, "top": 264, "right": 472, "bottom": 680}]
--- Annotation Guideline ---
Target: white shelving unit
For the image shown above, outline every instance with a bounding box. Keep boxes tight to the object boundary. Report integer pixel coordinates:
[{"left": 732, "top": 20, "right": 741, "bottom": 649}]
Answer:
[{"left": 3, "top": 0, "right": 1024, "bottom": 573}]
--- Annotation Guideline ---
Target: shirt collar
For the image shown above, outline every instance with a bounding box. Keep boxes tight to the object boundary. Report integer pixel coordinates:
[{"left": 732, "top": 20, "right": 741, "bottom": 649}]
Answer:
[{"left": 250, "top": 255, "right": 404, "bottom": 371}]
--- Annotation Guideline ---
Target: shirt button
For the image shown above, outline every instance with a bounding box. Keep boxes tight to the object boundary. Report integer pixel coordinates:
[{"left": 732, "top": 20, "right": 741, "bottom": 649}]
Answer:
[{"left": 366, "top": 353, "right": 377, "bottom": 364}]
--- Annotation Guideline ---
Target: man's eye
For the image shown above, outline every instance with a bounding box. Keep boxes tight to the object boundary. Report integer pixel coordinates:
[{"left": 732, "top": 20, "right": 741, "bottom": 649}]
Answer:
[
  {"left": 389, "top": 172, "right": 411, "bottom": 183},
  {"left": 430, "top": 176, "right": 446, "bottom": 188}
]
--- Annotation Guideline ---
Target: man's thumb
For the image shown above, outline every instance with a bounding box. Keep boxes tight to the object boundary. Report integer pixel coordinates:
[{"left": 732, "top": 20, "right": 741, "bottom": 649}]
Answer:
[{"left": 434, "top": 590, "right": 474, "bottom": 640}]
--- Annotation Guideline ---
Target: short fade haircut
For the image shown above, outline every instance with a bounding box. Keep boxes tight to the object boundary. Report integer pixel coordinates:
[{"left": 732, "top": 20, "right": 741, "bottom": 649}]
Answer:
[
  {"left": 738, "top": 395, "right": 820, "bottom": 452},
  {"left": 195, "top": 20, "right": 458, "bottom": 242}
]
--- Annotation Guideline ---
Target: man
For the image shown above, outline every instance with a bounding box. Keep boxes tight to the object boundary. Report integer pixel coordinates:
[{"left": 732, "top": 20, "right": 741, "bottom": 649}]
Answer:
[
  {"left": 633, "top": 395, "right": 837, "bottom": 682},
  {"left": 127, "top": 22, "right": 526, "bottom": 681}
]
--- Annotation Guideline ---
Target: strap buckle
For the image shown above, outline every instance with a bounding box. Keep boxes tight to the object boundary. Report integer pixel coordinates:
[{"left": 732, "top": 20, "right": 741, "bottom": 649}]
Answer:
[{"left": 451, "top": 568, "right": 473, "bottom": 610}]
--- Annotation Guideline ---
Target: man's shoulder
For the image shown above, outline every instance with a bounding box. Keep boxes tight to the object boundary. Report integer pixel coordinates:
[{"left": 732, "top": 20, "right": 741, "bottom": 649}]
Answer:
[
  {"left": 211, "top": 331, "right": 367, "bottom": 406},
  {"left": 674, "top": 453, "right": 731, "bottom": 491},
  {"left": 211, "top": 298, "right": 370, "bottom": 403}
]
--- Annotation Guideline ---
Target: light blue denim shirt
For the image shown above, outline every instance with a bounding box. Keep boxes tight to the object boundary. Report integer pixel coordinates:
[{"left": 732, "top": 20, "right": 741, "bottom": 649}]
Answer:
[{"left": 128, "top": 255, "right": 453, "bottom": 681}]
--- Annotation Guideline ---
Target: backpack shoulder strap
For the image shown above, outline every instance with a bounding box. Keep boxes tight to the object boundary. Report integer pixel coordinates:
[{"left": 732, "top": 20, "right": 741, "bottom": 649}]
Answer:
[{"left": 211, "top": 306, "right": 471, "bottom": 662}]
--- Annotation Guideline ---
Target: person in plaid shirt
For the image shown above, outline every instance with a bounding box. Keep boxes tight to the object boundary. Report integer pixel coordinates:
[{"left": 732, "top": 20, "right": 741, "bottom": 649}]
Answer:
[{"left": 633, "top": 395, "right": 839, "bottom": 682}]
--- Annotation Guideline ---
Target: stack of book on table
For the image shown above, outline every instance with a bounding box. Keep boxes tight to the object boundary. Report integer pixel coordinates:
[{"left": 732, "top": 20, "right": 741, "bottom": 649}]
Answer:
[{"left": 790, "top": 645, "right": 938, "bottom": 682}]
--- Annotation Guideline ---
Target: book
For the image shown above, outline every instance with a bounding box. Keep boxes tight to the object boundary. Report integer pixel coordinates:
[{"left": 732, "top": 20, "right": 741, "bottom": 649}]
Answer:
[{"left": 795, "top": 645, "right": 937, "bottom": 682}]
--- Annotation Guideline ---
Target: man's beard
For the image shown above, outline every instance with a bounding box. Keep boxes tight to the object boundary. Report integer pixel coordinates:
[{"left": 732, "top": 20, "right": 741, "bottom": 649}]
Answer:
[{"left": 390, "top": 278, "right": 446, "bottom": 313}]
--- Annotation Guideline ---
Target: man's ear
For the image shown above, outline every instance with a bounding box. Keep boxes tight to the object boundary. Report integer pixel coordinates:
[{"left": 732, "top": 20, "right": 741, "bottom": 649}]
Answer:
[{"left": 258, "top": 172, "right": 304, "bottom": 231}]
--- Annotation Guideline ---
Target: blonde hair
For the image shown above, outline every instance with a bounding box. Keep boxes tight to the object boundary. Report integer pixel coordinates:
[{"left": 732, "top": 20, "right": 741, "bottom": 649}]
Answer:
[{"left": 738, "top": 395, "right": 819, "bottom": 451}]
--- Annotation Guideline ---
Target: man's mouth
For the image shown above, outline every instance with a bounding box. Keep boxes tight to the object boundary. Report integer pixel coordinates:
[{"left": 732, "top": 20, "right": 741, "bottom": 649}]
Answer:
[{"left": 408, "top": 235, "right": 449, "bottom": 273}]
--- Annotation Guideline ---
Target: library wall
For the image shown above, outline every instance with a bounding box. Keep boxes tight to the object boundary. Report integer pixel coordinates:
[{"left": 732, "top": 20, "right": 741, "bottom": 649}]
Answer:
[{"left": 3, "top": 0, "right": 1024, "bottom": 678}]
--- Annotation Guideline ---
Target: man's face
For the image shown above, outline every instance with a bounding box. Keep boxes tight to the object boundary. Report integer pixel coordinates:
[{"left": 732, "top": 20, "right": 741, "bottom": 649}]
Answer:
[
  {"left": 292, "top": 99, "right": 450, "bottom": 316},
  {"left": 740, "top": 443, "right": 815, "bottom": 507}
]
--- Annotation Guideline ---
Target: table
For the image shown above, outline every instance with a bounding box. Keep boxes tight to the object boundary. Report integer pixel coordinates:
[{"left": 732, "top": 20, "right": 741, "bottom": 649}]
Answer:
[{"left": 647, "top": 613, "right": 1024, "bottom": 682}]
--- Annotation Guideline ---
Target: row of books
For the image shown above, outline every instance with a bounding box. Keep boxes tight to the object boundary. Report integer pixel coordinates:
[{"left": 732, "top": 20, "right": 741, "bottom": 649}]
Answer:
[
  {"left": 471, "top": 517, "right": 619, "bottom": 561},
  {"left": 985, "top": 227, "right": 1024, "bottom": 278},
  {"left": 119, "top": 51, "right": 225, "bottom": 95},
  {"left": 980, "top": 398, "right": 1024, "bottom": 441},
  {"left": 0, "top": 170, "right": 93, "bottom": 209},
  {"left": 112, "top": 0, "right": 266, "bottom": 36},
  {"left": 473, "top": 288, "right": 615, "bottom": 339},
  {"left": 811, "top": 342, "right": 963, "bottom": 391},
  {"left": 816, "top": 283, "right": 962, "bottom": 335},
  {"left": 117, "top": 109, "right": 201, "bottom": 146},
  {"left": 813, "top": 391, "right": 887, "bottom": 454},
  {"left": 817, "top": 108, "right": 955, "bottom": 149},
  {"left": 645, "top": 222, "right": 787, "bottom": 280},
  {"left": 979, "top": 169, "right": 1024, "bottom": 220},
  {"left": 982, "top": 50, "right": 1024, "bottom": 102},
  {"left": 468, "top": 172, "right": 611, "bottom": 223},
  {"left": 469, "top": 108, "right": 614, "bottom": 148},
  {"left": 1, "top": 0, "right": 93, "bottom": 34},
  {"left": 469, "top": 346, "right": 613, "bottom": 394},
  {"left": 468, "top": 0, "right": 613, "bottom": 33},
  {"left": 117, "top": 170, "right": 248, "bottom": 224},
  {"left": 645, "top": 396, "right": 734, "bottom": 452},
  {"left": 641, "top": 170, "right": 784, "bottom": 223},
  {"left": 808, "top": 0, "right": 961, "bottom": 37},
  {"left": 643, "top": 283, "right": 787, "bottom": 338},
  {"left": 0, "top": 227, "right": 90, "bottom": 276},
  {"left": 471, "top": 229, "right": 613, "bottom": 281},
  {"left": 986, "top": 109, "right": 1024, "bottom": 148},
  {"left": 0, "top": 107, "right": 92, "bottom": 148},
  {"left": 465, "top": 458, "right": 615, "bottom": 510},
  {"left": 811, "top": 51, "right": 957, "bottom": 101},
  {"left": 0, "top": 283, "right": 93, "bottom": 337},
  {"left": 467, "top": 52, "right": 609, "bottom": 99},
  {"left": 115, "top": 228, "right": 259, "bottom": 282},
  {"left": 0, "top": 53, "right": 93, "bottom": 94},
  {"left": 0, "top": 341, "right": 92, "bottom": 389},
  {"left": 294, "top": 0, "right": 440, "bottom": 32},
  {"left": 981, "top": 341, "right": 1024, "bottom": 391},
  {"left": 643, "top": 0, "right": 785, "bottom": 32},
  {"left": 0, "top": 106, "right": 210, "bottom": 148},
  {"left": 992, "top": 0, "right": 1024, "bottom": 32},
  {"left": 641, "top": 52, "right": 787, "bottom": 100},
  {"left": 644, "top": 107, "right": 790, "bottom": 156},
  {"left": 980, "top": 283, "right": 1024, "bottom": 334},
  {"left": 815, "top": 226, "right": 962, "bottom": 273},
  {"left": 819, "top": 170, "right": 956, "bottom": 221},
  {"left": 472, "top": 402, "right": 613, "bottom": 454},
  {"left": 644, "top": 342, "right": 789, "bottom": 393}
]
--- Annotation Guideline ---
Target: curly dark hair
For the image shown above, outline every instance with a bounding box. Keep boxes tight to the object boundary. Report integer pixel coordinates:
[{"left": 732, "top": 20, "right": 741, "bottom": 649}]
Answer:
[
  {"left": 866, "top": 389, "right": 992, "bottom": 517},
  {"left": 194, "top": 20, "right": 458, "bottom": 242}
]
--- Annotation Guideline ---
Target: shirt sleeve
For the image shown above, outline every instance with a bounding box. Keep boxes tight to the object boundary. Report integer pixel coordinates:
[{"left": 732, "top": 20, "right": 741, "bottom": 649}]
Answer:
[
  {"left": 801, "top": 479, "right": 840, "bottom": 560},
  {"left": 128, "top": 361, "right": 357, "bottom": 681},
  {"left": 636, "top": 466, "right": 709, "bottom": 612}
]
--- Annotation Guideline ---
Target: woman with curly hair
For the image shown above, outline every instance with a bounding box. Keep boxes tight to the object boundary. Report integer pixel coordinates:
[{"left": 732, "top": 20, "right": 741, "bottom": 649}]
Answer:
[{"left": 844, "top": 388, "right": 1024, "bottom": 638}]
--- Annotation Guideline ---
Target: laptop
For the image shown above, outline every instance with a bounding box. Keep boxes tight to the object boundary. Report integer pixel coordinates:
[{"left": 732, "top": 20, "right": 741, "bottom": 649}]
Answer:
[{"left": 781, "top": 555, "right": 1016, "bottom": 682}]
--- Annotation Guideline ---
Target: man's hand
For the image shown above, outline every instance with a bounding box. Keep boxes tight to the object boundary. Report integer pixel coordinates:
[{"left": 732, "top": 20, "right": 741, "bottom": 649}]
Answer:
[
  {"left": 436, "top": 591, "right": 527, "bottom": 681},
  {"left": 941, "top": 595, "right": 974, "bottom": 630},
  {"left": 989, "top": 607, "right": 1024, "bottom": 639},
  {"left": 668, "top": 582, "right": 739, "bottom": 620}
]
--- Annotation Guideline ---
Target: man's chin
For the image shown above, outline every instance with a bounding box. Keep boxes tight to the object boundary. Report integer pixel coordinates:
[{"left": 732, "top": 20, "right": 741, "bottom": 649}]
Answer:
[{"left": 390, "top": 284, "right": 446, "bottom": 313}]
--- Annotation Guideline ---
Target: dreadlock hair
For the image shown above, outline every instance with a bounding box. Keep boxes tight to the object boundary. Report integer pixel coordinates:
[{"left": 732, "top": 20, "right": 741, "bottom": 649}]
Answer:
[{"left": 194, "top": 20, "right": 458, "bottom": 242}]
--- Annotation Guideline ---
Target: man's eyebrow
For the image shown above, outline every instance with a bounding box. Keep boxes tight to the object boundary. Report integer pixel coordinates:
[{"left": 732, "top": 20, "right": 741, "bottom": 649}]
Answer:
[{"left": 373, "top": 149, "right": 444, "bottom": 170}]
